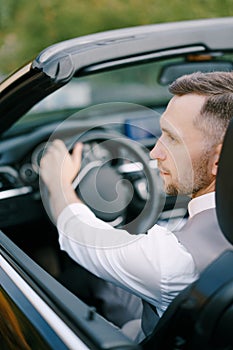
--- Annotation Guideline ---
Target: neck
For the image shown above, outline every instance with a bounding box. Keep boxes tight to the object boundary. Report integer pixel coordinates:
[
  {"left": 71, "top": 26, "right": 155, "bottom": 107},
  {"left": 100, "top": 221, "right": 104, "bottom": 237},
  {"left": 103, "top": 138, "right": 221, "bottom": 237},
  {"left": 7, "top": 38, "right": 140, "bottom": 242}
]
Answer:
[{"left": 192, "top": 180, "right": 216, "bottom": 199}]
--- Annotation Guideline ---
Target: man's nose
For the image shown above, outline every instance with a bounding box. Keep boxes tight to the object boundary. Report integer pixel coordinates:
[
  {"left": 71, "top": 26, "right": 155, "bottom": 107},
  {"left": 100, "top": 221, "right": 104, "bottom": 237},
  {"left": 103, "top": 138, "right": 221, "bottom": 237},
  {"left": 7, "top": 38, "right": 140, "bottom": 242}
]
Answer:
[{"left": 150, "top": 139, "right": 166, "bottom": 160}]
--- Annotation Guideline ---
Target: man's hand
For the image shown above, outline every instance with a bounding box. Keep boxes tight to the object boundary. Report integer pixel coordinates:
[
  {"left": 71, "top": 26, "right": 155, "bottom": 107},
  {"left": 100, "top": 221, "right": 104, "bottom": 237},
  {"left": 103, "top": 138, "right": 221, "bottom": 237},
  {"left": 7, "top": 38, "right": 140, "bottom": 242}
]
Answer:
[
  {"left": 40, "top": 139, "right": 83, "bottom": 191},
  {"left": 40, "top": 139, "right": 83, "bottom": 220}
]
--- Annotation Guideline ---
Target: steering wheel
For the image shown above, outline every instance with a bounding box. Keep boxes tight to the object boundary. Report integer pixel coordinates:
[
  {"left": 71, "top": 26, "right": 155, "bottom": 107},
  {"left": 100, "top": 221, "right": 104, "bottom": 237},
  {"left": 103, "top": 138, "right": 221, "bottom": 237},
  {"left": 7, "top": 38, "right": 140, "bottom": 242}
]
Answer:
[{"left": 40, "top": 130, "right": 165, "bottom": 234}]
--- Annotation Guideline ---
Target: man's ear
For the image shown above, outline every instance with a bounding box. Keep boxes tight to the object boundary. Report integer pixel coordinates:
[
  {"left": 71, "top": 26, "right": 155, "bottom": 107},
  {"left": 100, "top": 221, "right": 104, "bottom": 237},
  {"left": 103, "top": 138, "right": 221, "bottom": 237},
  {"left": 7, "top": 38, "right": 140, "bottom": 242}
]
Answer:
[{"left": 212, "top": 144, "right": 222, "bottom": 176}]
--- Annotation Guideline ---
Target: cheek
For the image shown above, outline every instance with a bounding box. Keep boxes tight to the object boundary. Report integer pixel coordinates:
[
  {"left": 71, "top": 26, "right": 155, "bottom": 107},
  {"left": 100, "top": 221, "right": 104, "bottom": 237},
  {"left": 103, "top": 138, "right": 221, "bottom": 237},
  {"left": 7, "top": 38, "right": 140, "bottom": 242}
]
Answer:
[{"left": 170, "top": 147, "right": 194, "bottom": 177}]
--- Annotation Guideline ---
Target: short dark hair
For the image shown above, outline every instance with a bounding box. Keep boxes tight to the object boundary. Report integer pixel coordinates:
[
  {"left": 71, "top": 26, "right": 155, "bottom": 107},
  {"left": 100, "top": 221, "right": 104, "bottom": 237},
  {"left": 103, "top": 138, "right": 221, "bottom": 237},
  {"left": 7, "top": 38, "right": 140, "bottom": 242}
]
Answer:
[{"left": 169, "top": 71, "right": 233, "bottom": 145}]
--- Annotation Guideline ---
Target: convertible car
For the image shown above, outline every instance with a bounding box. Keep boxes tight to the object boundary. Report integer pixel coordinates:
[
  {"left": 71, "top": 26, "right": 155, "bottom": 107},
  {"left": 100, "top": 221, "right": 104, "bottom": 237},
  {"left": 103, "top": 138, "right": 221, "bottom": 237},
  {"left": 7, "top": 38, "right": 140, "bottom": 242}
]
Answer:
[{"left": 1, "top": 17, "right": 233, "bottom": 349}]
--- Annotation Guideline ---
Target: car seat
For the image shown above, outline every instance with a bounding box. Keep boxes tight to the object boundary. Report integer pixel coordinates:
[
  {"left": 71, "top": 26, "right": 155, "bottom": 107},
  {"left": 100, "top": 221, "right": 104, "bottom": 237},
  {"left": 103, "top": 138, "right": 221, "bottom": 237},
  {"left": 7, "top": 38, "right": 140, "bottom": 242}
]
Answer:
[{"left": 141, "top": 118, "right": 233, "bottom": 350}]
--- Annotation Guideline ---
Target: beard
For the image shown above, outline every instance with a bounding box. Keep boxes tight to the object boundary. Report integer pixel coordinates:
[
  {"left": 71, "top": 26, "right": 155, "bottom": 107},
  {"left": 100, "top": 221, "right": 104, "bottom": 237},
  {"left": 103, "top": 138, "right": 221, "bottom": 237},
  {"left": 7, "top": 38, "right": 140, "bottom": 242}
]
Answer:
[{"left": 159, "top": 150, "right": 215, "bottom": 197}]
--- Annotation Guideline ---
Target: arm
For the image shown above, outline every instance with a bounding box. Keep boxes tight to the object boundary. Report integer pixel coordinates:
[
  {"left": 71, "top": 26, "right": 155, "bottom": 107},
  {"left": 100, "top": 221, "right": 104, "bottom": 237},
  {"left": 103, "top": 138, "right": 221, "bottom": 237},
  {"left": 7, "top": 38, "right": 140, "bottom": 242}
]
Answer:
[
  {"left": 39, "top": 140, "right": 162, "bottom": 300},
  {"left": 57, "top": 203, "right": 197, "bottom": 315},
  {"left": 40, "top": 140, "right": 197, "bottom": 313}
]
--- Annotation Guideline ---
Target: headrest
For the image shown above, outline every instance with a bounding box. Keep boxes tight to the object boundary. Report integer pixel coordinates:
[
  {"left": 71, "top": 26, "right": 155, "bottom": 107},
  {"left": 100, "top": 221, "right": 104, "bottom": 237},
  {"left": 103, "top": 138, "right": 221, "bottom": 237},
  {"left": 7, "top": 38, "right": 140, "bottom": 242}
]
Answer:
[{"left": 216, "top": 118, "right": 233, "bottom": 245}]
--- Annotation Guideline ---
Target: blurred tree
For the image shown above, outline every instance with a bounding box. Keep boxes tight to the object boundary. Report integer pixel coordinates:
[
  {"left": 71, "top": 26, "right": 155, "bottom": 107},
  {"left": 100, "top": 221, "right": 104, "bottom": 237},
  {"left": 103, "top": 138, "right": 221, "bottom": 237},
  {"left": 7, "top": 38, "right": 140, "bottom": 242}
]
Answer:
[{"left": 0, "top": 0, "right": 232, "bottom": 75}]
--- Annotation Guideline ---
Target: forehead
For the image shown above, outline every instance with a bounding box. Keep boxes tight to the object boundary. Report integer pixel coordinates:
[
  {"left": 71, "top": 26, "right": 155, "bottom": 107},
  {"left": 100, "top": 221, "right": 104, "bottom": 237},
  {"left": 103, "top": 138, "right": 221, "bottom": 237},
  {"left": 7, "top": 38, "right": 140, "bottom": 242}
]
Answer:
[{"left": 160, "top": 94, "right": 206, "bottom": 137}]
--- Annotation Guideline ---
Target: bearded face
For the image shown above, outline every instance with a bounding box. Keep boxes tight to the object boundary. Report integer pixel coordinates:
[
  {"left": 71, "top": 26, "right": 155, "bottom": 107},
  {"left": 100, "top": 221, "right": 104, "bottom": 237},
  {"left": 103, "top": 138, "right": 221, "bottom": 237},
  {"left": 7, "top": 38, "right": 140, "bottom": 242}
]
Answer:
[{"left": 150, "top": 94, "right": 217, "bottom": 198}]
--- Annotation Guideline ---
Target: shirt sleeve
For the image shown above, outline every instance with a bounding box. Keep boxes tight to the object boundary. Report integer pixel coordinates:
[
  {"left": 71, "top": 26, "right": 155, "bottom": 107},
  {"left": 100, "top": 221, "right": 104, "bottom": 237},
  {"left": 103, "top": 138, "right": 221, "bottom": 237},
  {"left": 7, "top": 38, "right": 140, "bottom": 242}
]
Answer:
[{"left": 57, "top": 203, "right": 198, "bottom": 315}]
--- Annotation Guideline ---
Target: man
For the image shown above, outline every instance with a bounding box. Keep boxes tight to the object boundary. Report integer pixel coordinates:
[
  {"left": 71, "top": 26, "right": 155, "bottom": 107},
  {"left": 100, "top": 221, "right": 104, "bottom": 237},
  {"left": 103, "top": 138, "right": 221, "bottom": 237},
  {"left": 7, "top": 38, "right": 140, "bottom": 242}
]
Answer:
[{"left": 40, "top": 71, "right": 233, "bottom": 340}]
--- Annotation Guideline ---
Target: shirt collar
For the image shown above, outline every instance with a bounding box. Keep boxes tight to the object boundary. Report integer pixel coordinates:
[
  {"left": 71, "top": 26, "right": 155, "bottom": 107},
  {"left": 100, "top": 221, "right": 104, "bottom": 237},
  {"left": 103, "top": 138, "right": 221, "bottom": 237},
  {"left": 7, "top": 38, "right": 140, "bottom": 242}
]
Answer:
[{"left": 188, "top": 192, "right": 216, "bottom": 218}]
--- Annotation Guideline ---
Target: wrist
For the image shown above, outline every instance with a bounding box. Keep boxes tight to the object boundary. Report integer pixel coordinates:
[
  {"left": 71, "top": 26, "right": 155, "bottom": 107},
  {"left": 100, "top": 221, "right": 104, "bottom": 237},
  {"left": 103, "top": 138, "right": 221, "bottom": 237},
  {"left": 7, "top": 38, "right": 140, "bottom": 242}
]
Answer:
[{"left": 52, "top": 183, "right": 83, "bottom": 218}]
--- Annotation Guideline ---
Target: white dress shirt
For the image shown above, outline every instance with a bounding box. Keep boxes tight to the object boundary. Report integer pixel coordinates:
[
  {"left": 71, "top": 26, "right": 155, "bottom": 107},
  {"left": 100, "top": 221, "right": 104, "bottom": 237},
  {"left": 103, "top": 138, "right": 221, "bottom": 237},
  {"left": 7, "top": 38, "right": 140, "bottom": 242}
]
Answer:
[{"left": 57, "top": 192, "right": 215, "bottom": 316}]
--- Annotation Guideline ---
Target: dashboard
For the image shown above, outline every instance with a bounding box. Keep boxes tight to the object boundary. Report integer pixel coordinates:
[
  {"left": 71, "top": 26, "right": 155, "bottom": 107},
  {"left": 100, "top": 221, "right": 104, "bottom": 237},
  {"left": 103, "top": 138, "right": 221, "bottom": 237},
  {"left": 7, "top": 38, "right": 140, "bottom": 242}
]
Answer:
[{"left": 0, "top": 112, "right": 160, "bottom": 228}]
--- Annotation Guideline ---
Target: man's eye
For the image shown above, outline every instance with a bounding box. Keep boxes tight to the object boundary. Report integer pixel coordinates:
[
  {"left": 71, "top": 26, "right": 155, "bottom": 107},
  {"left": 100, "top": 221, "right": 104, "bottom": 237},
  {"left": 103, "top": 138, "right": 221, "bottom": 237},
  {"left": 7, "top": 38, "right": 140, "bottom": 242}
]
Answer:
[
  {"left": 167, "top": 134, "right": 177, "bottom": 142},
  {"left": 160, "top": 131, "right": 178, "bottom": 145}
]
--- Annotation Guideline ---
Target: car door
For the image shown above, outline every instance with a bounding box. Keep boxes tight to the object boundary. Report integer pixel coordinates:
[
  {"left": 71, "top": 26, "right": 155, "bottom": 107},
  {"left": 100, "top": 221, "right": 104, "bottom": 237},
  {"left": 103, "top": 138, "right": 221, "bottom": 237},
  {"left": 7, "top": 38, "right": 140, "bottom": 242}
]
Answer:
[{"left": 0, "top": 231, "right": 140, "bottom": 349}]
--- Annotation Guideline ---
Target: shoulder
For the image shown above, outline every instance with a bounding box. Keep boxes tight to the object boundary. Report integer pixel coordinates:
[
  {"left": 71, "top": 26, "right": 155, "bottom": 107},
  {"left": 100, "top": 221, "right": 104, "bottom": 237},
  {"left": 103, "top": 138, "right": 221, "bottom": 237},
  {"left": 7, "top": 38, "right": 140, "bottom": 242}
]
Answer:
[{"left": 147, "top": 224, "right": 197, "bottom": 276}]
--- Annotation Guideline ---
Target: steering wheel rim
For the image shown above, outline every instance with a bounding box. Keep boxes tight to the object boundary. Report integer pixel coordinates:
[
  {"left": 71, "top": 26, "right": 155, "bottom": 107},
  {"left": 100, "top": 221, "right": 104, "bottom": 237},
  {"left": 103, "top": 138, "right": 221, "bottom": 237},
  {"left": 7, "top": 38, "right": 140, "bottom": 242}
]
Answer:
[{"left": 40, "top": 130, "right": 165, "bottom": 234}]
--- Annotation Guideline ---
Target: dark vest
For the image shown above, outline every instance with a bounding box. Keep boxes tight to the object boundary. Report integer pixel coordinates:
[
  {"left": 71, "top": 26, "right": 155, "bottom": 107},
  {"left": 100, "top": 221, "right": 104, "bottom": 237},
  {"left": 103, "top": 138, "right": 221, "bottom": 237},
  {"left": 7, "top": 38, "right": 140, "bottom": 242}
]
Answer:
[{"left": 141, "top": 207, "right": 233, "bottom": 338}]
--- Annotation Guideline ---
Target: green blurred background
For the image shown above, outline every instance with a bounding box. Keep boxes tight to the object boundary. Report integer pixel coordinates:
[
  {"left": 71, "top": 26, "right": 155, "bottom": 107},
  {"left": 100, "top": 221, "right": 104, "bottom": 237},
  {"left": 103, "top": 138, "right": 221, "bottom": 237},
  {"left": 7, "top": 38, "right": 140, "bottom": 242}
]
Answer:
[{"left": 0, "top": 0, "right": 232, "bottom": 76}]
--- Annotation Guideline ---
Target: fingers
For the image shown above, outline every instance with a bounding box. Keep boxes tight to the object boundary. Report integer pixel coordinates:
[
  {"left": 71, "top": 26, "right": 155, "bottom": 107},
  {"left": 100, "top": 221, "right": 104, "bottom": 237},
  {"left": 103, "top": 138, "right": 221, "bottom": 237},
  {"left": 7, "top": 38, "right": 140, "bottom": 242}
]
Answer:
[
  {"left": 72, "top": 142, "right": 83, "bottom": 168},
  {"left": 42, "top": 140, "right": 82, "bottom": 159},
  {"left": 40, "top": 140, "right": 66, "bottom": 164},
  {"left": 40, "top": 139, "right": 67, "bottom": 179},
  {"left": 46, "top": 139, "right": 67, "bottom": 156},
  {"left": 40, "top": 139, "right": 83, "bottom": 183}
]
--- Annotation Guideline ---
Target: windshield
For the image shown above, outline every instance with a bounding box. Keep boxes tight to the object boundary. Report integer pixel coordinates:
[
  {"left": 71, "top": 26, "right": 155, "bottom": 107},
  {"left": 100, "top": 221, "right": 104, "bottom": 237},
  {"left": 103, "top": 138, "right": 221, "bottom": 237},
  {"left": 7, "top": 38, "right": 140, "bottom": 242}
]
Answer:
[{"left": 7, "top": 52, "right": 233, "bottom": 135}]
